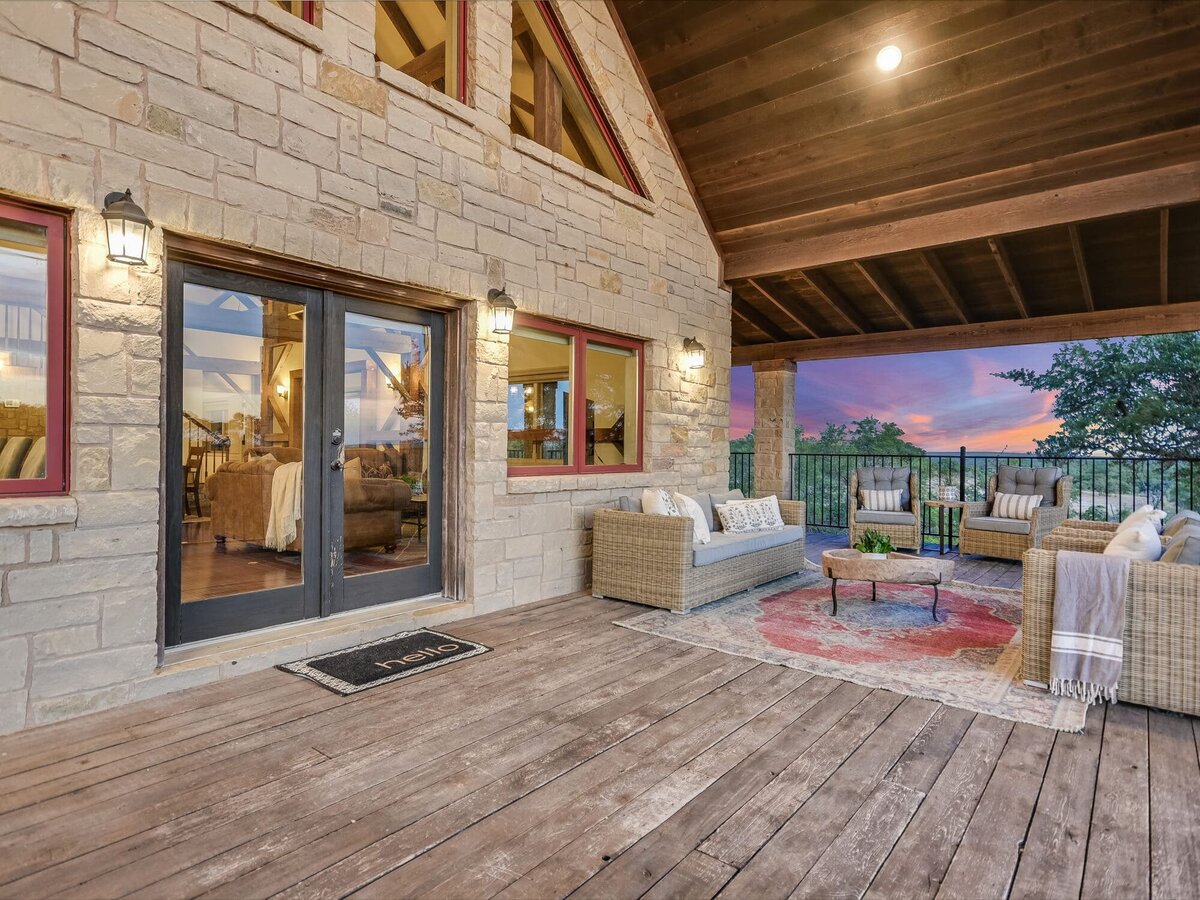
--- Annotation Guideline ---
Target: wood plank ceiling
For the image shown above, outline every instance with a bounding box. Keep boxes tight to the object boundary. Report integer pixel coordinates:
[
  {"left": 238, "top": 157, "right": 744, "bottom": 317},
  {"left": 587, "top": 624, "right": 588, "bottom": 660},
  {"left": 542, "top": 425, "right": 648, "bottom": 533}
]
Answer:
[{"left": 609, "top": 0, "right": 1200, "bottom": 362}]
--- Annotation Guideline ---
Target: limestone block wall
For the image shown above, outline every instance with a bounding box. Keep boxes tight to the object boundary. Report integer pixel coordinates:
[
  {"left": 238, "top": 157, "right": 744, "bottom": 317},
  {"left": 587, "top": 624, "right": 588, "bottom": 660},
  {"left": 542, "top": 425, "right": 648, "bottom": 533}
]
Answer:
[{"left": 0, "top": 0, "right": 730, "bottom": 733}]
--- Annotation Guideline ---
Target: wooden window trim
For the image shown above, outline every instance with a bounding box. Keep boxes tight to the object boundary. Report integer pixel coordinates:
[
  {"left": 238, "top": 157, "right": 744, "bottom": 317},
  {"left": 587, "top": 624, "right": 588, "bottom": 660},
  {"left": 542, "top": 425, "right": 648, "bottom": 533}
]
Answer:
[
  {"left": 0, "top": 199, "right": 69, "bottom": 497},
  {"left": 507, "top": 314, "right": 644, "bottom": 477},
  {"left": 526, "top": 1, "right": 645, "bottom": 197}
]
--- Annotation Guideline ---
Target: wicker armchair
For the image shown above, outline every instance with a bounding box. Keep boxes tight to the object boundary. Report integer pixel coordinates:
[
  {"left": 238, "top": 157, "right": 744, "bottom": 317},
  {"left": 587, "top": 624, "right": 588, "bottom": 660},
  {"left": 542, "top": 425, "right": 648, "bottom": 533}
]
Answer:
[
  {"left": 848, "top": 468, "right": 922, "bottom": 551},
  {"left": 1023, "top": 548, "right": 1200, "bottom": 716},
  {"left": 592, "top": 500, "right": 806, "bottom": 613},
  {"left": 958, "top": 472, "right": 1071, "bottom": 560}
]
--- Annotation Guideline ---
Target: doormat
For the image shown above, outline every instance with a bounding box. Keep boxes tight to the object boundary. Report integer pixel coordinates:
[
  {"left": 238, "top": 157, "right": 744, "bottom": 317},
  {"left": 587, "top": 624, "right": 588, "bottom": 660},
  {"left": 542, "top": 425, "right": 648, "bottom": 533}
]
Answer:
[{"left": 278, "top": 628, "right": 490, "bottom": 695}]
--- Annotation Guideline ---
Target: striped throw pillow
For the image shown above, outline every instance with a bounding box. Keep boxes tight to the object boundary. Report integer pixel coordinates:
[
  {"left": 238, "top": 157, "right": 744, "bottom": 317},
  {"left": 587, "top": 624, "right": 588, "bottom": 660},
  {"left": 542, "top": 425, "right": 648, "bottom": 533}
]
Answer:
[
  {"left": 993, "top": 491, "right": 1041, "bottom": 520},
  {"left": 860, "top": 489, "right": 903, "bottom": 512}
]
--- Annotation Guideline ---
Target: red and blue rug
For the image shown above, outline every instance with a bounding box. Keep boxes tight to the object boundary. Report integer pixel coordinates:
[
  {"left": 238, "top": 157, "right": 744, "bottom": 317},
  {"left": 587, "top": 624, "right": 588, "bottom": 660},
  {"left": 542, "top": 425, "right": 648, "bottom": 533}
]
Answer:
[{"left": 616, "top": 569, "right": 1085, "bottom": 731}]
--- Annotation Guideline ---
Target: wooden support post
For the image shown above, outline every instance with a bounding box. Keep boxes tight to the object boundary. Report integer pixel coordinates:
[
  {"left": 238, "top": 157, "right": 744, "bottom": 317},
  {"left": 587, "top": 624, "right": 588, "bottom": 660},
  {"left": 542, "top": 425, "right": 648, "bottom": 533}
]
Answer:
[{"left": 532, "top": 42, "right": 562, "bottom": 153}]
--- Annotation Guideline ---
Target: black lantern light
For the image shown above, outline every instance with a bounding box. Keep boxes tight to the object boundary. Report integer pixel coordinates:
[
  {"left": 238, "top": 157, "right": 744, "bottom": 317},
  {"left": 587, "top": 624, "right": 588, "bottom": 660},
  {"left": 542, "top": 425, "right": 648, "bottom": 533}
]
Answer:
[
  {"left": 683, "top": 336, "right": 706, "bottom": 369},
  {"left": 488, "top": 286, "right": 517, "bottom": 334},
  {"left": 102, "top": 188, "right": 152, "bottom": 265}
]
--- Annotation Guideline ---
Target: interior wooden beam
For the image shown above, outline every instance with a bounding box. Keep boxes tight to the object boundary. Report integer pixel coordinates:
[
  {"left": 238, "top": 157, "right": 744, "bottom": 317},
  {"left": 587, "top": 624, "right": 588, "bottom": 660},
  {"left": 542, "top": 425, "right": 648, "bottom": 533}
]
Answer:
[
  {"left": 731, "top": 300, "right": 1200, "bottom": 366},
  {"left": 531, "top": 39, "right": 563, "bottom": 153},
  {"left": 1160, "top": 207, "right": 1170, "bottom": 304},
  {"left": 797, "top": 268, "right": 868, "bottom": 335},
  {"left": 400, "top": 42, "right": 447, "bottom": 87},
  {"left": 744, "top": 278, "right": 818, "bottom": 339},
  {"left": 919, "top": 250, "right": 971, "bottom": 325},
  {"left": 722, "top": 160, "right": 1200, "bottom": 278},
  {"left": 731, "top": 295, "right": 790, "bottom": 342},
  {"left": 1067, "top": 224, "right": 1095, "bottom": 313},
  {"left": 853, "top": 260, "right": 915, "bottom": 329},
  {"left": 379, "top": 0, "right": 424, "bottom": 59},
  {"left": 988, "top": 237, "right": 1030, "bottom": 319}
]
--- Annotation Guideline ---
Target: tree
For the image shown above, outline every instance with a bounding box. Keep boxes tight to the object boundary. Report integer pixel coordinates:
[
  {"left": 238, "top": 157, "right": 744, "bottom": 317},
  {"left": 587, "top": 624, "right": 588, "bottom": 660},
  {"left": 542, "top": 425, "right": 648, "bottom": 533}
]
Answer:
[
  {"left": 995, "top": 333, "right": 1200, "bottom": 457},
  {"left": 799, "top": 416, "right": 925, "bottom": 455}
]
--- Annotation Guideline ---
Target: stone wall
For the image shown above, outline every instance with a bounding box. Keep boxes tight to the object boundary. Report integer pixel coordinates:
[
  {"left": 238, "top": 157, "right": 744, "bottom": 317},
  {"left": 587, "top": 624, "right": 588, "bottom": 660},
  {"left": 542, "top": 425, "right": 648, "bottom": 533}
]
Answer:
[{"left": 0, "top": 0, "right": 729, "bottom": 733}]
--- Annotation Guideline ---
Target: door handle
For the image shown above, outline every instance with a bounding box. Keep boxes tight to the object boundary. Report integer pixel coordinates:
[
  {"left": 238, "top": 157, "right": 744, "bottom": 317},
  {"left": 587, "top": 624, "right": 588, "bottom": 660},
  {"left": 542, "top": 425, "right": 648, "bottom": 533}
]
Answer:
[
  {"left": 331, "top": 428, "right": 343, "bottom": 446},
  {"left": 331, "top": 444, "right": 345, "bottom": 471}
]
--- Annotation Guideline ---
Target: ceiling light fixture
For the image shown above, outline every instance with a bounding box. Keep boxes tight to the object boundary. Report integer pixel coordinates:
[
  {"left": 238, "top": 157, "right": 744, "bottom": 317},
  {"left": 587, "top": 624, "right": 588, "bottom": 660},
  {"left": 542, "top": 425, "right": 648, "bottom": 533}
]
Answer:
[{"left": 876, "top": 45, "right": 902, "bottom": 73}]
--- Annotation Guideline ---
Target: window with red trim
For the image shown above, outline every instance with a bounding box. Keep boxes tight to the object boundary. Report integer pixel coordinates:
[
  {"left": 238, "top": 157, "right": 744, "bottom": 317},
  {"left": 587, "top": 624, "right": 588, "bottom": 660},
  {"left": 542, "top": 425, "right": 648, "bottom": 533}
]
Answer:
[
  {"left": 510, "top": 1, "right": 645, "bottom": 195},
  {"left": 376, "top": 1, "right": 470, "bottom": 105},
  {"left": 273, "top": 0, "right": 319, "bottom": 25},
  {"left": 507, "top": 317, "right": 643, "bottom": 475},
  {"left": 0, "top": 201, "right": 68, "bottom": 496}
]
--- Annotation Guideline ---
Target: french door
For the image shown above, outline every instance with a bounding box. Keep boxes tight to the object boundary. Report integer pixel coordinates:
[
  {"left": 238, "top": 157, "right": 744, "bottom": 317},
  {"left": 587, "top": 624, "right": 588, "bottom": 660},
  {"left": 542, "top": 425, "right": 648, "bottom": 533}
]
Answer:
[{"left": 165, "top": 263, "right": 443, "bottom": 645}]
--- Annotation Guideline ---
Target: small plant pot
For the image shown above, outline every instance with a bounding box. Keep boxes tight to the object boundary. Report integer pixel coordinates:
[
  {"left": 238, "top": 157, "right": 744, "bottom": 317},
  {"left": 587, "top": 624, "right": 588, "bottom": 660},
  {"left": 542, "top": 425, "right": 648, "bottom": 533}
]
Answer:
[{"left": 862, "top": 552, "right": 888, "bottom": 560}]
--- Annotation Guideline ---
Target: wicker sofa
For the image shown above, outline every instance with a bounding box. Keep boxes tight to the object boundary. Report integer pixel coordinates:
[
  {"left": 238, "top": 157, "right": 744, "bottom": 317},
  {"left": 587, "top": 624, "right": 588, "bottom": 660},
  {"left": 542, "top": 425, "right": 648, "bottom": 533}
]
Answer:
[
  {"left": 592, "top": 492, "right": 806, "bottom": 613},
  {"left": 958, "top": 466, "right": 1071, "bottom": 560},
  {"left": 1022, "top": 547, "right": 1200, "bottom": 716},
  {"left": 848, "top": 467, "right": 921, "bottom": 551}
]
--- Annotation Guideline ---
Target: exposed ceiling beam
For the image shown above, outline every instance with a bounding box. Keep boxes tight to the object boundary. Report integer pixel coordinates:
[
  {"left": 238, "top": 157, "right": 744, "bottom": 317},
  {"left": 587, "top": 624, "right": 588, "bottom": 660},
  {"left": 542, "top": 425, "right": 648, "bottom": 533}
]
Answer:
[
  {"left": 379, "top": 0, "right": 424, "bottom": 58},
  {"left": 731, "top": 300, "right": 1200, "bottom": 366},
  {"left": 797, "top": 268, "right": 868, "bottom": 335},
  {"left": 400, "top": 42, "right": 446, "bottom": 87},
  {"left": 853, "top": 260, "right": 915, "bottom": 329},
  {"left": 1160, "top": 207, "right": 1170, "bottom": 304},
  {"left": 988, "top": 237, "right": 1029, "bottom": 319},
  {"left": 919, "top": 250, "right": 971, "bottom": 325},
  {"left": 731, "top": 295, "right": 789, "bottom": 342},
  {"left": 744, "top": 278, "right": 818, "bottom": 339},
  {"left": 1067, "top": 224, "right": 1095, "bottom": 313},
  {"left": 722, "top": 160, "right": 1200, "bottom": 279}
]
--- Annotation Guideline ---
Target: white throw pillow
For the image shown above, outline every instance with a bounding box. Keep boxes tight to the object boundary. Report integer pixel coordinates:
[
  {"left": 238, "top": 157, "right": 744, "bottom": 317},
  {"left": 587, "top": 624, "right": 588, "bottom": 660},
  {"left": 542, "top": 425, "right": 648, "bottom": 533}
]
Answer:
[
  {"left": 860, "top": 489, "right": 903, "bottom": 512},
  {"left": 1104, "top": 519, "right": 1163, "bottom": 561},
  {"left": 992, "top": 491, "right": 1041, "bottom": 520},
  {"left": 1116, "top": 504, "right": 1167, "bottom": 534},
  {"left": 716, "top": 496, "right": 785, "bottom": 535},
  {"left": 641, "top": 488, "right": 679, "bottom": 518},
  {"left": 672, "top": 492, "right": 711, "bottom": 545}
]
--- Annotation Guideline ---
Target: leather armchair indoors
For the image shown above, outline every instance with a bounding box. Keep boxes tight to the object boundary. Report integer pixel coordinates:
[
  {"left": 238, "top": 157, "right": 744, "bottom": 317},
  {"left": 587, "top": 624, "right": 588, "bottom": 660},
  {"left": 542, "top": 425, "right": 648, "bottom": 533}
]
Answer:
[{"left": 206, "top": 447, "right": 411, "bottom": 551}]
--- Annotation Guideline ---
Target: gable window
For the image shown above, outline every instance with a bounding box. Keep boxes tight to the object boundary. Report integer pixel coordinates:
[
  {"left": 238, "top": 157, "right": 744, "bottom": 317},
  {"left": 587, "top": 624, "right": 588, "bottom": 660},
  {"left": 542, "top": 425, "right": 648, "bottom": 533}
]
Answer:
[
  {"left": 511, "top": 1, "right": 644, "bottom": 195},
  {"left": 376, "top": 1, "right": 469, "bottom": 104},
  {"left": 507, "top": 317, "right": 643, "bottom": 475},
  {"left": 272, "top": 1, "right": 318, "bottom": 25},
  {"left": 0, "top": 201, "right": 68, "bottom": 495}
]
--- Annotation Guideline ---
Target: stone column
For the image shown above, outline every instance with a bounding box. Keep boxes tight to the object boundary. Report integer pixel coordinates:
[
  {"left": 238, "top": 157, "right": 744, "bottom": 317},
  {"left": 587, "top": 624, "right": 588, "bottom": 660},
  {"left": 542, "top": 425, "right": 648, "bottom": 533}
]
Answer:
[{"left": 752, "top": 359, "right": 796, "bottom": 498}]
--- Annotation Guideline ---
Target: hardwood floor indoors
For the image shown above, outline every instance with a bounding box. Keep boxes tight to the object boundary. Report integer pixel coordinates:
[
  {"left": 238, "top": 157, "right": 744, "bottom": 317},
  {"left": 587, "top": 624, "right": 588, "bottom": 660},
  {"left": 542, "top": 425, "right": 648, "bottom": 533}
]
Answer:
[{"left": 0, "top": 545, "right": 1194, "bottom": 899}]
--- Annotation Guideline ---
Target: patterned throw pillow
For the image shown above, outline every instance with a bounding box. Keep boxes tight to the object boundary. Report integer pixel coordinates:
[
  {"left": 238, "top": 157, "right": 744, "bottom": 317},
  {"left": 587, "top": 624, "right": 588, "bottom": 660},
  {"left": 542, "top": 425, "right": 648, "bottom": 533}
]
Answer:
[
  {"left": 641, "top": 488, "right": 680, "bottom": 517},
  {"left": 860, "top": 489, "right": 903, "bottom": 512},
  {"left": 717, "top": 496, "right": 785, "bottom": 535},
  {"left": 362, "top": 463, "right": 393, "bottom": 479},
  {"left": 992, "top": 491, "right": 1041, "bottom": 520}
]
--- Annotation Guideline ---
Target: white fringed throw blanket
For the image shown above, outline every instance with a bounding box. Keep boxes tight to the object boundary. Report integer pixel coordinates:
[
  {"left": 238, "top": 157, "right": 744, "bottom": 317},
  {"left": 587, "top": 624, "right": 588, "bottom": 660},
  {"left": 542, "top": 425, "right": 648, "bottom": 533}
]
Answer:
[
  {"left": 264, "top": 461, "right": 303, "bottom": 551},
  {"left": 1050, "top": 550, "right": 1130, "bottom": 704}
]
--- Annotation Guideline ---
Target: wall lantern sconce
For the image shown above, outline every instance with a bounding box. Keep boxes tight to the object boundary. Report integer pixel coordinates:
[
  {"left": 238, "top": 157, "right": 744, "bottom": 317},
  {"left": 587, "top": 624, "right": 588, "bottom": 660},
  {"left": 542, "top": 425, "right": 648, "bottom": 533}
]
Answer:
[
  {"left": 683, "top": 337, "right": 706, "bottom": 370},
  {"left": 276, "top": 383, "right": 289, "bottom": 399},
  {"left": 102, "top": 188, "right": 153, "bottom": 265},
  {"left": 488, "top": 286, "right": 517, "bottom": 334}
]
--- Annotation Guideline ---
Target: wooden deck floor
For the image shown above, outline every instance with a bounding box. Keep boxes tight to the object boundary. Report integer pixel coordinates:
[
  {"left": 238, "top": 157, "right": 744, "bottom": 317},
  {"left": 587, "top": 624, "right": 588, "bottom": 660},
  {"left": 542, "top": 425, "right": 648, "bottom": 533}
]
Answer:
[{"left": 0, "top": 560, "right": 1195, "bottom": 898}]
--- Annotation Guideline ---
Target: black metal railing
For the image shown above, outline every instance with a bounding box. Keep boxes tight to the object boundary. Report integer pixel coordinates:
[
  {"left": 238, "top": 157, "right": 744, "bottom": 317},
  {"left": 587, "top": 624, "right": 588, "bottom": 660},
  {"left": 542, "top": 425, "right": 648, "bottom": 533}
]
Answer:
[{"left": 732, "top": 448, "right": 1198, "bottom": 544}]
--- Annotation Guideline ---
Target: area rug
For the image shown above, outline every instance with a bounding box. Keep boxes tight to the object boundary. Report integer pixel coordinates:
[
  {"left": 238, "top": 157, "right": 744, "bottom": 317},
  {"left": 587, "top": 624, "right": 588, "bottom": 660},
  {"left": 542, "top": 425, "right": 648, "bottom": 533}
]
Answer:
[
  {"left": 616, "top": 570, "right": 1086, "bottom": 731},
  {"left": 278, "top": 628, "right": 490, "bottom": 695}
]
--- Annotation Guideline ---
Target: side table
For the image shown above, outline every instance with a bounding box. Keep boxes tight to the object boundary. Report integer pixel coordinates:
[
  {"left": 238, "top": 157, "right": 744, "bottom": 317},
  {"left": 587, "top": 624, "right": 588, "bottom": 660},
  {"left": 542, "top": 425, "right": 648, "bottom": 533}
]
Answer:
[{"left": 925, "top": 499, "right": 966, "bottom": 555}]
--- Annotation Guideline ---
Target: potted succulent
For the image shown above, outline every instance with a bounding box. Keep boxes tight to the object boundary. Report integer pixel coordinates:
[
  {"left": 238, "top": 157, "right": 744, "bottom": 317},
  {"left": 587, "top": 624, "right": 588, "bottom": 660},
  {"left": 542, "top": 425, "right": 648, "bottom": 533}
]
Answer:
[{"left": 854, "top": 530, "right": 895, "bottom": 560}]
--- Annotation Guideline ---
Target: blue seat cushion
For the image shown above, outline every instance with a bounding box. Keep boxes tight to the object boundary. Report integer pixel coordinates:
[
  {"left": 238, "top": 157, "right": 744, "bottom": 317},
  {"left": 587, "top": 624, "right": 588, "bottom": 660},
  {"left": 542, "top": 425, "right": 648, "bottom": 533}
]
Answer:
[{"left": 693, "top": 525, "right": 805, "bottom": 566}]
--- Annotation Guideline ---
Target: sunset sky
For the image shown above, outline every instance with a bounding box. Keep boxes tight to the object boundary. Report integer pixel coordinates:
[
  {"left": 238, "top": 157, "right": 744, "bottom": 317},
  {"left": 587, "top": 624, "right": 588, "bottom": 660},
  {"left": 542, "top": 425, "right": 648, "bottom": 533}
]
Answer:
[{"left": 730, "top": 341, "right": 1084, "bottom": 452}]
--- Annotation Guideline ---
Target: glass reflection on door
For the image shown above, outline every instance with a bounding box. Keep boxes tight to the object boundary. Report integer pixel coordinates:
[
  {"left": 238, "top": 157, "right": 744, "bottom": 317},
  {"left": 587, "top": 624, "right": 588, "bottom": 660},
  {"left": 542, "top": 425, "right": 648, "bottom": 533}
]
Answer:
[
  {"left": 179, "top": 283, "right": 306, "bottom": 602},
  {"left": 342, "top": 312, "right": 430, "bottom": 577}
]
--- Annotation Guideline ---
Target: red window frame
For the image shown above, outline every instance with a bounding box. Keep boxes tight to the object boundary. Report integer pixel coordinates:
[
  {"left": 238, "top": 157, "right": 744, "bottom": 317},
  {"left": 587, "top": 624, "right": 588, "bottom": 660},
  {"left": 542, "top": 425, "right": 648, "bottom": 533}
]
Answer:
[
  {"left": 0, "top": 199, "right": 69, "bottom": 496},
  {"left": 529, "top": 0, "right": 646, "bottom": 197},
  {"left": 453, "top": 0, "right": 470, "bottom": 106},
  {"left": 507, "top": 315, "right": 644, "bottom": 477}
]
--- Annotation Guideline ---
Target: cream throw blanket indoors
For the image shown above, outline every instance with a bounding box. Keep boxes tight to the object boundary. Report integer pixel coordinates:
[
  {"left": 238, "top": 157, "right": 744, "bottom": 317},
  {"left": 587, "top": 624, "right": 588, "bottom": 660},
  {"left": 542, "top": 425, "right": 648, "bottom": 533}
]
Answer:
[
  {"left": 264, "top": 461, "right": 303, "bottom": 551},
  {"left": 1050, "top": 550, "right": 1130, "bottom": 704}
]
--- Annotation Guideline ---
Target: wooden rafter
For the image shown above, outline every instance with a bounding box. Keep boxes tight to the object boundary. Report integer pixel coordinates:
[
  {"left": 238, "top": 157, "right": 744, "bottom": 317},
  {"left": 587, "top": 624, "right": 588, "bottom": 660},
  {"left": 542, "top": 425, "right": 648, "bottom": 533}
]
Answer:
[
  {"left": 1067, "top": 224, "right": 1095, "bottom": 313},
  {"left": 1160, "top": 207, "right": 1170, "bottom": 304},
  {"left": 797, "top": 268, "right": 868, "bottom": 335},
  {"left": 988, "top": 237, "right": 1029, "bottom": 319},
  {"left": 744, "top": 278, "right": 817, "bottom": 339},
  {"left": 731, "top": 295, "right": 789, "bottom": 342},
  {"left": 854, "top": 260, "right": 915, "bottom": 329},
  {"left": 732, "top": 300, "right": 1200, "bottom": 366},
  {"left": 379, "top": 0, "right": 424, "bottom": 58},
  {"left": 401, "top": 42, "right": 447, "bottom": 87},
  {"left": 919, "top": 250, "right": 971, "bottom": 325}
]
